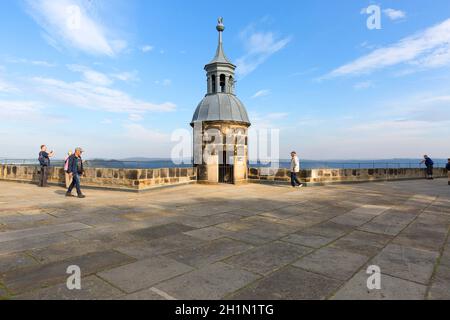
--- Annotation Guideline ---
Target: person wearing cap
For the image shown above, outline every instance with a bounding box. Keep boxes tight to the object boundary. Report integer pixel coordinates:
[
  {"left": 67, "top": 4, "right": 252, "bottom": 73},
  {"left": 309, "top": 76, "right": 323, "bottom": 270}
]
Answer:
[
  {"left": 66, "top": 147, "right": 86, "bottom": 198},
  {"left": 446, "top": 158, "right": 450, "bottom": 186},
  {"left": 290, "top": 151, "right": 303, "bottom": 188},
  {"left": 420, "top": 155, "right": 434, "bottom": 180},
  {"left": 64, "top": 150, "right": 73, "bottom": 188},
  {"left": 38, "top": 145, "right": 54, "bottom": 187}
]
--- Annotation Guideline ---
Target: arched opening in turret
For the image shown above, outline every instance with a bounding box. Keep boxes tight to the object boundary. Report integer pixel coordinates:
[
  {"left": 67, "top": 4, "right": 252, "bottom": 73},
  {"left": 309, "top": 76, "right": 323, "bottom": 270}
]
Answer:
[
  {"left": 211, "top": 75, "right": 216, "bottom": 93},
  {"left": 229, "top": 76, "right": 234, "bottom": 93},
  {"left": 220, "top": 74, "right": 226, "bottom": 93}
]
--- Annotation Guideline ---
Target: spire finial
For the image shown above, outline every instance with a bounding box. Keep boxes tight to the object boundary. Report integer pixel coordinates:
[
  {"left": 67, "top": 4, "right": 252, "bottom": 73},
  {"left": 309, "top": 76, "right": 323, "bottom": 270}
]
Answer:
[
  {"left": 216, "top": 17, "right": 225, "bottom": 32},
  {"left": 207, "top": 17, "right": 233, "bottom": 65}
]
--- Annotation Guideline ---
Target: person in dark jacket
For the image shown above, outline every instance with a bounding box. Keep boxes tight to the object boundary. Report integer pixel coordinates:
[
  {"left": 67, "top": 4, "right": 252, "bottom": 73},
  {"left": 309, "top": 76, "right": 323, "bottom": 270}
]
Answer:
[
  {"left": 420, "top": 155, "right": 434, "bottom": 180},
  {"left": 446, "top": 159, "right": 450, "bottom": 186},
  {"left": 38, "top": 145, "right": 54, "bottom": 187},
  {"left": 66, "top": 147, "right": 86, "bottom": 198}
]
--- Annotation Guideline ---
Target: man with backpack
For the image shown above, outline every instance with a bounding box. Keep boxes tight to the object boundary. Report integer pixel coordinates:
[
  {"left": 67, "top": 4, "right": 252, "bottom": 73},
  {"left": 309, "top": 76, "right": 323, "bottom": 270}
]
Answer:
[
  {"left": 420, "top": 155, "right": 434, "bottom": 180},
  {"left": 66, "top": 147, "right": 86, "bottom": 198},
  {"left": 38, "top": 145, "right": 54, "bottom": 187}
]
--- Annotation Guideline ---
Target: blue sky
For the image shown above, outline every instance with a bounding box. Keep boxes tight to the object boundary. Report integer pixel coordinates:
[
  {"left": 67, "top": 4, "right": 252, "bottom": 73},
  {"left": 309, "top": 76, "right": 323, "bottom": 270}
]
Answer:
[{"left": 0, "top": 0, "right": 449, "bottom": 160}]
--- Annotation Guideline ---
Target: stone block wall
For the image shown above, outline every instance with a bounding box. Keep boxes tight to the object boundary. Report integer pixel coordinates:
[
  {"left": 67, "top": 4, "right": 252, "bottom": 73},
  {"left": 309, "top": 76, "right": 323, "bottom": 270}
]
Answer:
[
  {"left": 0, "top": 164, "right": 447, "bottom": 191},
  {"left": 248, "top": 167, "right": 448, "bottom": 185},
  {"left": 0, "top": 165, "right": 197, "bottom": 191}
]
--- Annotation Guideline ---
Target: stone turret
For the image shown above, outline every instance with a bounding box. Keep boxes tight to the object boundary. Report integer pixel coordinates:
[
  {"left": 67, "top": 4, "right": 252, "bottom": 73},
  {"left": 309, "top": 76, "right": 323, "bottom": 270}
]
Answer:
[{"left": 191, "top": 18, "right": 251, "bottom": 184}]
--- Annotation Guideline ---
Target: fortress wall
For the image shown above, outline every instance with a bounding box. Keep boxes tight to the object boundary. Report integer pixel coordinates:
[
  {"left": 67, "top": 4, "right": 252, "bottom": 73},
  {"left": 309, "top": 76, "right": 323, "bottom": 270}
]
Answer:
[
  {"left": 248, "top": 167, "right": 448, "bottom": 186},
  {"left": 0, "top": 165, "right": 197, "bottom": 192},
  {"left": 0, "top": 165, "right": 447, "bottom": 191}
]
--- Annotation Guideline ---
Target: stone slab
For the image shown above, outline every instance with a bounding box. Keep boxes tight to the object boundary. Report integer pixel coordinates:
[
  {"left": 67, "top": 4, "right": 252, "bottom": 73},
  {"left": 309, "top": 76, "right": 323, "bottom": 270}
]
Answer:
[
  {"left": 281, "top": 232, "right": 335, "bottom": 249},
  {"left": 98, "top": 256, "right": 193, "bottom": 293},
  {"left": 130, "top": 223, "right": 195, "bottom": 241},
  {"left": 155, "top": 262, "right": 260, "bottom": 300},
  {"left": 428, "top": 265, "right": 450, "bottom": 300},
  {"left": 359, "top": 211, "right": 418, "bottom": 236},
  {"left": 0, "top": 233, "right": 75, "bottom": 255},
  {"left": 183, "top": 226, "right": 232, "bottom": 241},
  {"left": 224, "top": 241, "right": 312, "bottom": 275},
  {"left": 116, "top": 234, "right": 205, "bottom": 259},
  {"left": 2, "top": 250, "right": 135, "bottom": 294},
  {"left": 293, "top": 247, "right": 369, "bottom": 281},
  {"left": 118, "top": 287, "right": 170, "bottom": 300},
  {"left": 331, "top": 231, "right": 392, "bottom": 257},
  {"left": 0, "top": 222, "right": 91, "bottom": 243},
  {"left": 393, "top": 225, "right": 447, "bottom": 252},
  {"left": 166, "top": 238, "right": 252, "bottom": 268},
  {"left": 371, "top": 244, "right": 438, "bottom": 284},
  {"left": 0, "top": 253, "right": 38, "bottom": 273},
  {"left": 229, "top": 266, "right": 342, "bottom": 300},
  {"left": 333, "top": 270, "right": 427, "bottom": 300},
  {"left": 14, "top": 275, "right": 123, "bottom": 300}
]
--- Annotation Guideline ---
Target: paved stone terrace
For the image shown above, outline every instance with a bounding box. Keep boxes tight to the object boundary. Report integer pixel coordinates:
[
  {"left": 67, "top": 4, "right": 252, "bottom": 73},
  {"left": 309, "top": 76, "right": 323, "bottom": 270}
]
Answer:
[{"left": 0, "top": 179, "right": 449, "bottom": 300}]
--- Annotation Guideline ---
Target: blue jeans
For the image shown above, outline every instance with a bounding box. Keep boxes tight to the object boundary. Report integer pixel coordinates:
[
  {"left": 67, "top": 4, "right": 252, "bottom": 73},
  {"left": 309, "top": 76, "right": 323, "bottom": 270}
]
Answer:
[
  {"left": 67, "top": 173, "right": 82, "bottom": 195},
  {"left": 291, "top": 172, "right": 301, "bottom": 187}
]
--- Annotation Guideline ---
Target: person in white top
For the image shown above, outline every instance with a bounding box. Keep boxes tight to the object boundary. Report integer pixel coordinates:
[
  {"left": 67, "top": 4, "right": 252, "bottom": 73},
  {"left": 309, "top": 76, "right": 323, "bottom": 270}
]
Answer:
[{"left": 290, "top": 151, "right": 303, "bottom": 188}]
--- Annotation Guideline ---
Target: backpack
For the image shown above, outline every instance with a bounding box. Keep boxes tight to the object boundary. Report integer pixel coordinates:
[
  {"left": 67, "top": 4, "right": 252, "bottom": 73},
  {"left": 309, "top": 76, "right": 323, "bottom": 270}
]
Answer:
[
  {"left": 66, "top": 154, "right": 75, "bottom": 173},
  {"left": 38, "top": 152, "right": 49, "bottom": 166}
]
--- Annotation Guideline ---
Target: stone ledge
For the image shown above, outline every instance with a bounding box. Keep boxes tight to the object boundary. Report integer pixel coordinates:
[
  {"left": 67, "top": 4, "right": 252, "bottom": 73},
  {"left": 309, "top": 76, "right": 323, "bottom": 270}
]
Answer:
[{"left": 0, "top": 165, "right": 197, "bottom": 192}]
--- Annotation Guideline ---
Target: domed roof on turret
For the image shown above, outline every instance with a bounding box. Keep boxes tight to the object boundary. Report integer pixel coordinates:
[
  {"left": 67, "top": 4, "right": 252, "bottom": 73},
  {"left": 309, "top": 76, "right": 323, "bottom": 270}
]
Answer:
[
  {"left": 191, "top": 93, "right": 250, "bottom": 125},
  {"left": 191, "top": 18, "right": 251, "bottom": 127}
]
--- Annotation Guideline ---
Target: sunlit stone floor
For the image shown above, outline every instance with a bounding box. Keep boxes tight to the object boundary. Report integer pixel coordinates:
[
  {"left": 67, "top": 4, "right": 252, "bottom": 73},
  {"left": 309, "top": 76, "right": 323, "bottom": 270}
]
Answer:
[{"left": 0, "top": 179, "right": 449, "bottom": 300}]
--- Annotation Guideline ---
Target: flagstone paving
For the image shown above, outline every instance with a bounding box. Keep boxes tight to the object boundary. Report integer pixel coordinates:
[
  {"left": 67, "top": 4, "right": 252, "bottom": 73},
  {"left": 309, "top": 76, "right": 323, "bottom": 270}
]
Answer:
[{"left": 0, "top": 179, "right": 449, "bottom": 300}]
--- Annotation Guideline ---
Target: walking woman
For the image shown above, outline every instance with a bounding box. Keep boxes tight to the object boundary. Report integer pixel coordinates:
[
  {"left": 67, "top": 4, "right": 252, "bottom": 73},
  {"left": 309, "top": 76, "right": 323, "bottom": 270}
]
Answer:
[{"left": 64, "top": 150, "right": 73, "bottom": 188}]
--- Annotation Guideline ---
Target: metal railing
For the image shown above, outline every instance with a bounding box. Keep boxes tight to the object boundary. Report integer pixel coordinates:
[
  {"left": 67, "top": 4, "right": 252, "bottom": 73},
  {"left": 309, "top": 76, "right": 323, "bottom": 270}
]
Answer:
[
  {"left": 0, "top": 159, "right": 192, "bottom": 169},
  {"left": 0, "top": 159, "right": 447, "bottom": 170}
]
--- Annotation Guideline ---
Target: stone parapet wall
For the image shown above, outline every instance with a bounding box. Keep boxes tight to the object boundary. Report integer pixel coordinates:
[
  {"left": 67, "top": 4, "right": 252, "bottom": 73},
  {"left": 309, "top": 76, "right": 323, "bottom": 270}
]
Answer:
[
  {"left": 249, "top": 167, "right": 448, "bottom": 185},
  {"left": 1, "top": 164, "right": 447, "bottom": 191},
  {"left": 0, "top": 165, "right": 197, "bottom": 191}
]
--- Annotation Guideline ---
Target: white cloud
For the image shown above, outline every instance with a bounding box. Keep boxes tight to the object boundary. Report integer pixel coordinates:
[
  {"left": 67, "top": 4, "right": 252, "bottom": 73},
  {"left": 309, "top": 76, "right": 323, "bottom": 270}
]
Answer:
[
  {"left": 123, "top": 123, "right": 170, "bottom": 142},
  {"left": 250, "top": 112, "right": 289, "bottom": 129},
  {"left": 68, "top": 64, "right": 113, "bottom": 86},
  {"left": 236, "top": 23, "right": 291, "bottom": 77},
  {"left": 24, "top": 0, "right": 126, "bottom": 56},
  {"left": 251, "top": 89, "right": 271, "bottom": 99},
  {"left": 0, "top": 67, "right": 20, "bottom": 94},
  {"left": 384, "top": 9, "right": 406, "bottom": 21},
  {"left": 6, "top": 58, "right": 56, "bottom": 67},
  {"left": 111, "top": 71, "right": 139, "bottom": 82},
  {"left": 383, "top": 93, "right": 450, "bottom": 123},
  {"left": 0, "top": 78, "right": 20, "bottom": 94},
  {"left": 0, "top": 100, "right": 44, "bottom": 121},
  {"left": 69, "top": 65, "right": 139, "bottom": 84},
  {"left": 128, "top": 113, "right": 144, "bottom": 122},
  {"left": 101, "top": 118, "right": 113, "bottom": 125},
  {"left": 324, "top": 18, "right": 450, "bottom": 78},
  {"left": 353, "top": 81, "right": 373, "bottom": 90},
  {"left": 31, "top": 76, "right": 176, "bottom": 114},
  {"left": 155, "top": 79, "right": 172, "bottom": 86},
  {"left": 141, "top": 45, "right": 154, "bottom": 53}
]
